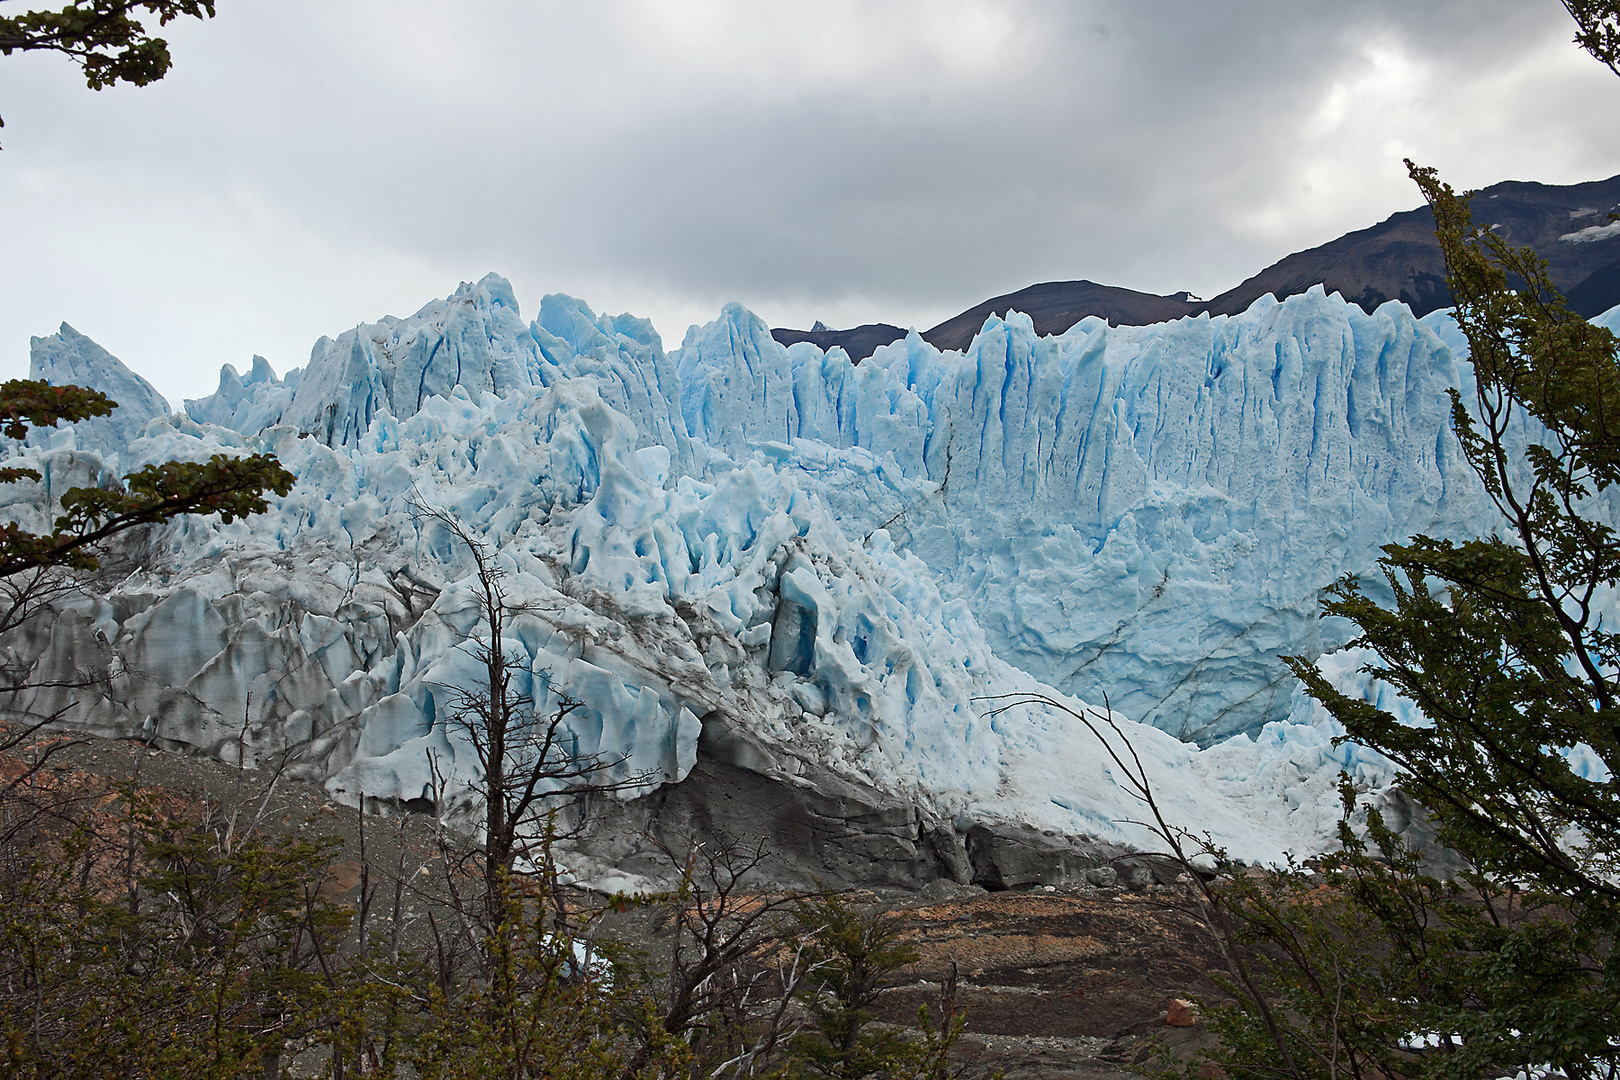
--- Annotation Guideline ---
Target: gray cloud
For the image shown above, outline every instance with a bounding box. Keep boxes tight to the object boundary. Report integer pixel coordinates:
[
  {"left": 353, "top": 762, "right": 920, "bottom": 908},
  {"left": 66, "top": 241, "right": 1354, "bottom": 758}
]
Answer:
[{"left": 1, "top": 0, "right": 1618, "bottom": 405}]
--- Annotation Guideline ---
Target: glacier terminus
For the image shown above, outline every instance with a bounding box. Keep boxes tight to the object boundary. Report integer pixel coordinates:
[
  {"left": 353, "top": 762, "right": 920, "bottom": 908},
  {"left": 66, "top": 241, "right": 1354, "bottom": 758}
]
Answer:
[{"left": 4, "top": 273, "right": 1572, "bottom": 887}]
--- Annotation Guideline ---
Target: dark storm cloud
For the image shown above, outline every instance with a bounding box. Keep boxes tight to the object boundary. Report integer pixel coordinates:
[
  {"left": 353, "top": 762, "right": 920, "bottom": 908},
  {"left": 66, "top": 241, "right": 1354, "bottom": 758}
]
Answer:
[{"left": 1, "top": 1, "right": 1617, "bottom": 402}]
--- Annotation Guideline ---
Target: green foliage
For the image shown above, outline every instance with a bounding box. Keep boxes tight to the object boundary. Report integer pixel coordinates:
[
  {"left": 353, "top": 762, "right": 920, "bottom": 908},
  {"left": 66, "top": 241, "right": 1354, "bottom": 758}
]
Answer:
[
  {"left": 1225, "top": 10, "right": 1620, "bottom": 1068},
  {"left": 0, "top": 379, "right": 296, "bottom": 579},
  {"left": 0, "top": 380, "right": 115, "bottom": 493},
  {"left": 1260, "top": 150, "right": 1620, "bottom": 1080},
  {"left": 1289, "top": 165, "right": 1620, "bottom": 878},
  {"left": 0, "top": 450, "right": 297, "bottom": 578},
  {"left": 1186, "top": 782, "right": 1616, "bottom": 1080},
  {"left": 403, "top": 892, "right": 647, "bottom": 1080},
  {"left": 0, "top": 749, "right": 686, "bottom": 1080},
  {"left": 785, "top": 894, "right": 964, "bottom": 1080},
  {"left": 0, "top": 379, "right": 113, "bottom": 441},
  {"left": 0, "top": 746, "right": 982, "bottom": 1079},
  {"left": 0, "top": 1, "right": 216, "bottom": 134},
  {"left": 1564, "top": 1, "right": 1620, "bottom": 77},
  {"left": 0, "top": 783, "right": 350, "bottom": 1079}
]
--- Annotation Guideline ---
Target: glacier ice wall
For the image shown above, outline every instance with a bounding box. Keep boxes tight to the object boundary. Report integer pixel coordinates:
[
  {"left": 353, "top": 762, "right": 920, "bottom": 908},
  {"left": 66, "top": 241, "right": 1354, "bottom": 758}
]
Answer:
[
  {"left": 176, "top": 275, "right": 1479, "bottom": 744},
  {"left": 0, "top": 276, "right": 1515, "bottom": 866},
  {"left": 671, "top": 287, "right": 1480, "bottom": 741}
]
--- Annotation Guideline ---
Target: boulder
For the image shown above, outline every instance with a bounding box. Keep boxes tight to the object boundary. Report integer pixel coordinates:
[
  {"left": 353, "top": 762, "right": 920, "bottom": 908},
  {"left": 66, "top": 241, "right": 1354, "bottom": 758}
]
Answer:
[{"left": 965, "top": 822, "right": 1131, "bottom": 890}]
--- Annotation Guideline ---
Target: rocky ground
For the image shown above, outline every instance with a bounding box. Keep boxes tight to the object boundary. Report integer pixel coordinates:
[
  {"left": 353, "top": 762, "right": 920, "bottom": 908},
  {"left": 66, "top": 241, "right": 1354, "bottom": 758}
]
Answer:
[
  {"left": 2, "top": 730, "right": 1233, "bottom": 1078},
  {"left": 873, "top": 885, "right": 1227, "bottom": 1078}
]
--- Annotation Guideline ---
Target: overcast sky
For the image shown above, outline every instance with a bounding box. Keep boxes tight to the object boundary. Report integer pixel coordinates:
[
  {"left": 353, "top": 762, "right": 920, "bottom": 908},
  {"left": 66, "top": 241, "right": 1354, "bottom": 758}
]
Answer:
[{"left": 2, "top": 0, "right": 1619, "bottom": 408}]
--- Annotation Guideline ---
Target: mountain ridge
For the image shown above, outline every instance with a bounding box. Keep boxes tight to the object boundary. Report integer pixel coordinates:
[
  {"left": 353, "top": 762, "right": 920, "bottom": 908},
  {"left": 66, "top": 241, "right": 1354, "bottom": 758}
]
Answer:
[{"left": 774, "top": 172, "right": 1620, "bottom": 361}]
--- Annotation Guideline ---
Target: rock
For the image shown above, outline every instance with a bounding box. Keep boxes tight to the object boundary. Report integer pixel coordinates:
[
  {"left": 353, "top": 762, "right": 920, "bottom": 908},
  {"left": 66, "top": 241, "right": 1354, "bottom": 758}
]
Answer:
[
  {"left": 965, "top": 822, "right": 1131, "bottom": 889},
  {"left": 560, "top": 756, "right": 973, "bottom": 891},
  {"left": 553, "top": 755, "right": 1207, "bottom": 897},
  {"left": 1126, "top": 865, "right": 1158, "bottom": 891},
  {"left": 1115, "top": 854, "right": 1185, "bottom": 890},
  {"left": 1084, "top": 865, "right": 1118, "bottom": 888},
  {"left": 1372, "top": 787, "right": 1471, "bottom": 879},
  {"left": 914, "top": 878, "right": 988, "bottom": 902},
  {"left": 1167, "top": 998, "right": 1199, "bottom": 1027}
]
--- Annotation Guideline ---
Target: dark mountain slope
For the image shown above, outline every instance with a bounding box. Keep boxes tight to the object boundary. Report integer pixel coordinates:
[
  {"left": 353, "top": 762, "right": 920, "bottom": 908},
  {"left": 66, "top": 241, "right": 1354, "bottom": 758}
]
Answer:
[
  {"left": 1204, "top": 174, "right": 1620, "bottom": 319},
  {"left": 919, "top": 281, "right": 1202, "bottom": 353},
  {"left": 770, "top": 322, "right": 908, "bottom": 361},
  {"left": 1202, "top": 212, "right": 1453, "bottom": 318},
  {"left": 1565, "top": 255, "right": 1620, "bottom": 317},
  {"left": 775, "top": 173, "right": 1620, "bottom": 358}
]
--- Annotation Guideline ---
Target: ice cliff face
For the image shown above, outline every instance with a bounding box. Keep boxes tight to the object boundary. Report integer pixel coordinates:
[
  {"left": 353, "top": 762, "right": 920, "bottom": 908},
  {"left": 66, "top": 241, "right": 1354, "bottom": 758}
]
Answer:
[
  {"left": 670, "top": 292, "right": 1474, "bottom": 741},
  {"left": 189, "top": 277, "right": 1476, "bottom": 749},
  {"left": 0, "top": 274, "right": 1506, "bottom": 868}
]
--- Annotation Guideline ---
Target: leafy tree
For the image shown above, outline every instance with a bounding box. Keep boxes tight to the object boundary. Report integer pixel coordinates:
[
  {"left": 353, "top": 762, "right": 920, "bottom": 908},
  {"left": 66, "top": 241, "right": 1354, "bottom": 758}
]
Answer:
[
  {"left": 1243, "top": 19, "right": 1620, "bottom": 1077},
  {"left": 1289, "top": 157, "right": 1620, "bottom": 908},
  {"left": 1174, "top": 12, "right": 1620, "bottom": 1078},
  {"left": 0, "top": 379, "right": 292, "bottom": 744},
  {"left": 0, "top": 0, "right": 216, "bottom": 136},
  {"left": 1179, "top": 781, "right": 1617, "bottom": 1080},
  {"left": 401, "top": 894, "right": 652, "bottom": 1080},
  {"left": 1564, "top": 0, "right": 1620, "bottom": 77},
  {"left": 1271, "top": 164, "right": 1620, "bottom": 1076},
  {"left": 0, "top": 3, "right": 292, "bottom": 676},
  {"left": 0, "top": 767, "right": 352, "bottom": 1080},
  {"left": 0, "top": 724, "right": 688, "bottom": 1080},
  {"left": 0, "top": 378, "right": 295, "bottom": 583},
  {"left": 785, "top": 895, "right": 923, "bottom": 1080}
]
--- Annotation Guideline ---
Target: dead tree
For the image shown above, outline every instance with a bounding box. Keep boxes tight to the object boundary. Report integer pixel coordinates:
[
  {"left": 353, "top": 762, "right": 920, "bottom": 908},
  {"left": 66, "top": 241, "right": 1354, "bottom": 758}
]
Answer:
[
  {"left": 414, "top": 502, "right": 644, "bottom": 925},
  {"left": 627, "top": 834, "right": 822, "bottom": 1076}
]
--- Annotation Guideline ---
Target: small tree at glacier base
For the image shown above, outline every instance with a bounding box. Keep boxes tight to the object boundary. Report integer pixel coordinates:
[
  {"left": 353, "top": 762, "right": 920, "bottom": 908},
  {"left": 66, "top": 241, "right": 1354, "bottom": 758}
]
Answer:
[{"left": 415, "top": 503, "right": 641, "bottom": 930}]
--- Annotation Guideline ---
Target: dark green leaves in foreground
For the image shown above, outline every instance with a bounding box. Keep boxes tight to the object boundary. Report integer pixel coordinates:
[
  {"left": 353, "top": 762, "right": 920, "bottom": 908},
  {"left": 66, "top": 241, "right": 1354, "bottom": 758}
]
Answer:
[
  {"left": 0, "top": 379, "right": 113, "bottom": 440},
  {"left": 1297, "top": 165, "right": 1620, "bottom": 904},
  {"left": 0, "top": 452, "right": 295, "bottom": 577},
  {"left": 0, "top": 1, "right": 217, "bottom": 138},
  {"left": 1564, "top": 0, "right": 1620, "bottom": 77},
  {"left": 1252, "top": 164, "right": 1620, "bottom": 1080},
  {"left": 0, "top": 377, "right": 295, "bottom": 579},
  {"left": 0, "top": 2, "right": 216, "bottom": 90}
]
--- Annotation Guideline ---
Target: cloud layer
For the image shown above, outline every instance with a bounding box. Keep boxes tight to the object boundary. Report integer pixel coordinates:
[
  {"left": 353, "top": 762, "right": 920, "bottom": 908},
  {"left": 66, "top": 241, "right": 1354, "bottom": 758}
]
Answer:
[{"left": 2, "top": 0, "right": 1619, "bottom": 406}]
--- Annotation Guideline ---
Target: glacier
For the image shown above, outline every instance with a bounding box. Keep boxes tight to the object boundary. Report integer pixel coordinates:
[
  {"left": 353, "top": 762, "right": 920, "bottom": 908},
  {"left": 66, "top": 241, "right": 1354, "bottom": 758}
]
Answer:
[{"left": 0, "top": 275, "right": 1536, "bottom": 879}]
